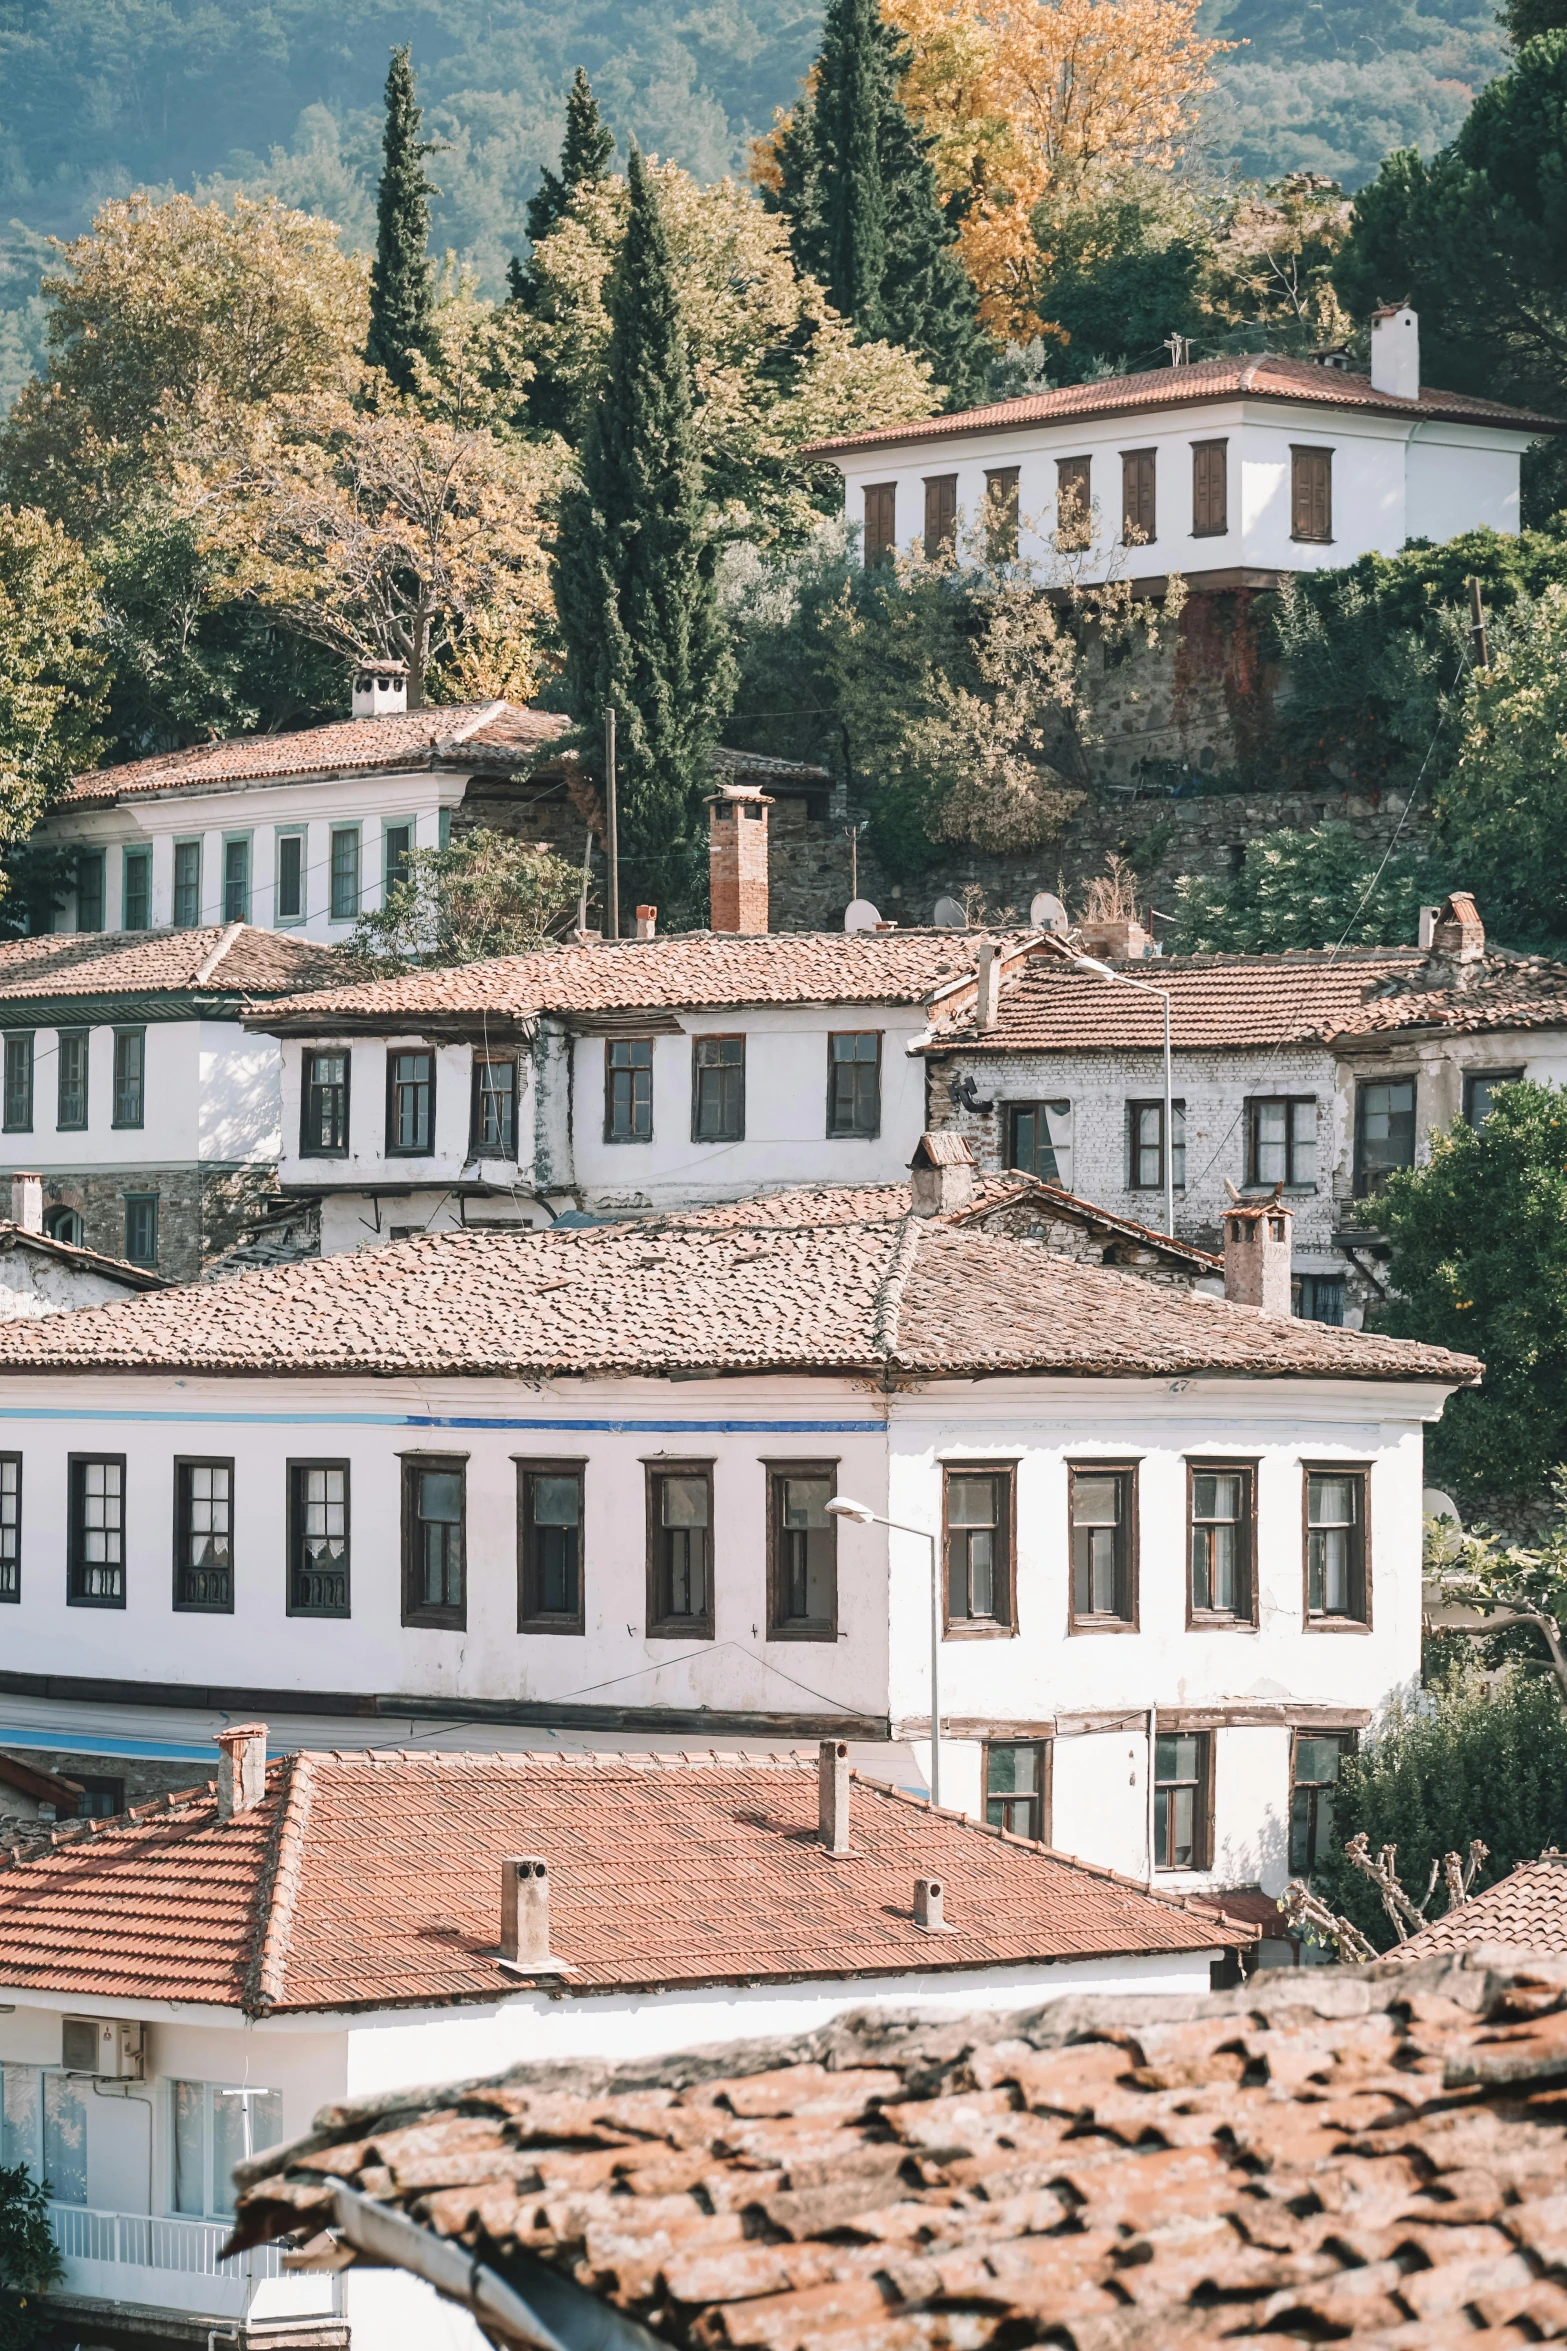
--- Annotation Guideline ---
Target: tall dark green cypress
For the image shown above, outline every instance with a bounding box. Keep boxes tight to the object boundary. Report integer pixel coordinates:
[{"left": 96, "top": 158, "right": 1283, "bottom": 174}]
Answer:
[
  {"left": 366, "top": 46, "right": 440, "bottom": 396},
  {"left": 553, "top": 148, "right": 734, "bottom": 924},
  {"left": 516, "top": 67, "right": 616, "bottom": 285},
  {"left": 771, "top": 0, "right": 989, "bottom": 407}
]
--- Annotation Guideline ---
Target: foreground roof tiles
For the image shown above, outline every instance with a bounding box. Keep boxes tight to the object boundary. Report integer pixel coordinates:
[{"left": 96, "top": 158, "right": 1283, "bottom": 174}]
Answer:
[
  {"left": 0, "top": 922, "right": 348, "bottom": 1003},
  {"left": 1398, "top": 1855, "right": 1567, "bottom": 1961},
  {"left": 802, "top": 352, "right": 1567, "bottom": 455},
  {"left": 0, "top": 1215, "right": 1477, "bottom": 1382},
  {"left": 0, "top": 1752, "right": 1232, "bottom": 2013},
  {"left": 231, "top": 1951, "right": 1567, "bottom": 2348}
]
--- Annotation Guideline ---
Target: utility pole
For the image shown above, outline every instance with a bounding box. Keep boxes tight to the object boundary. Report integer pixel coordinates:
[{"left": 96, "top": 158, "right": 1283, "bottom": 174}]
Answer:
[
  {"left": 604, "top": 705, "right": 620, "bottom": 939},
  {"left": 846, "top": 822, "right": 861, "bottom": 901},
  {"left": 1468, "top": 576, "right": 1491, "bottom": 673}
]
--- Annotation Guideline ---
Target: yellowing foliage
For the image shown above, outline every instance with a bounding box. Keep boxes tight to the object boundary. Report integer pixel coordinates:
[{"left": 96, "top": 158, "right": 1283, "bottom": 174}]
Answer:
[{"left": 888, "top": 0, "right": 1227, "bottom": 338}]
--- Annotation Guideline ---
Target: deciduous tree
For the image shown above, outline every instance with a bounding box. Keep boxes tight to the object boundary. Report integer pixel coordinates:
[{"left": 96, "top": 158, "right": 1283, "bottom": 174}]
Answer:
[
  {"left": 366, "top": 47, "right": 440, "bottom": 398},
  {"left": 0, "top": 2159, "right": 63, "bottom": 2351},
  {"left": 347, "top": 828, "right": 580, "bottom": 969},
  {"left": 0, "top": 505, "right": 105, "bottom": 863},
  {"left": 1174, "top": 822, "right": 1439, "bottom": 953}
]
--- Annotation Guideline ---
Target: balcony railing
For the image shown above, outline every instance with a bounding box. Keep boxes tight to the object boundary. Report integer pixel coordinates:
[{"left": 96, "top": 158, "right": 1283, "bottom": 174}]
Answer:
[{"left": 49, "top": 2201, "right": 285, "bottom": 2278}]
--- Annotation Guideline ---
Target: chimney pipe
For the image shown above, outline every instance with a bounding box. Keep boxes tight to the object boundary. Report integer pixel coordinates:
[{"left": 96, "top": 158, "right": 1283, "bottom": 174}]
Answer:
[
  {"left": 910, "top": 1131, "right": 975, "bottom": 1217},
  {"left": 914, "top": 1875, "right": 954, "bottom": 1932},
  {"left": 634, "top": 905, "right": 658, "bottom": 940},
  {"left": 1221, "top": 1184, "right": 1294, "bottom": 1314},
  {"left": 1369, "top": 304, "right": 1419, "bottom": 401},
  {"left": 819, "top": 1740, "right": 851, "bottom": 1855},
  {"left": 11, "top": 1174, "right": 43, "bottom": 1235},
  {"left": 500, "top": 1855, "right": 551, "bottom": 1968},
  {"left": 1418, "top": 904, "right": 1441, "bottom": 951},
  {"left": 215, "top": 1723, "right": 268, "bottom": 1820}
]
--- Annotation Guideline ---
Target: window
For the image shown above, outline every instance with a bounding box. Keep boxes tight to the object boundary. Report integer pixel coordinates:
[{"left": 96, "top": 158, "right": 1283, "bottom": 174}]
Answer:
[
  {"left": 1291, "top": 446, "right": 1333, "bottom": 543},
  {"left": 1295, "top": 1274, "right": 1344, "bottom": 1326},
  {"left": 1055, "top": 455, "right": 1091, "bottom": 548},
  {"left": 519, "top": 1463, "right": 584, "bottom": 1631},
  {"left": 403, "top": 1456, "right": 465, "bottom": 1625},
  {"left": 275, "top": 833, "right": 304, "bottom": 923},
  {"left": 387, "top": 1049, "right": 435, "bottom": 1155},
  {"left": 0, "top": 1456, "right": 18, "bottom": 1602},
  {"left": 124, "top": 1193, "right": 158, "bottom": 1266},
  {"left": 1070, "top": 1465, "right": 1136, "bottom": 1626},
  {"left": 222, "top": 836, "right": 250, "bottom": 923},
  {"left": 983, "top": 466, "right": 1020, "bottom": 562},
  {"left": 68, "top": 1455, "right": 125, "bottom": 1606},
  {"left": 1188, "top": 1463, "right": 1254, "bottom": 1622},
  {"left": 1247, "top": 1097, "right": 1316, "bottom": 1188},
  {"left": 174, "top": 2081, "right": 283, "bottom": 2219},
  {"left": 863, "top": 483, "right": 896, "bottom": 563},
  {"left": 438, "top": 807, "right": 452, "bottom": 851},
  {"left": 75, "top": 850, "right": 104, "bottom": 934},
  {"left": 944, "top": 1466, "right": 1012, "bottom": 1628},
  {"left": 301, "top": 1049, "right": 350, "bottom": 1156},
  {"left": 1154, "top": 1732, "right": 1210, "bottom": 1870},
  {"left": 1191, "top": 439, "right": 1228, "bottom": 537},
  {"left": 692, "top": 1036, "right": 744, "bottom": 1142},
  {"left": 827, "top": 1032, "right": 881, "bottom": 1138},
  {"left": 1121, "top": 448, "right": 1156, "bottom": 544},
  {"left": 1128, "top": 1098, "right": 1184, "bottom": 1190},
  {"left": 1464, "top": 1069, "right": 1524, "bottom": 1126},
  {"left": 288, "top": 1462, "right": 349, "bottom": 1615},
  {"left": 606, "top": 1038, "right": 654, "bottom": 1142},
  {"left": 122, "top": 846, "right": 151, "bottom": 931},
  {"left": 471, "top": 1057, "right": 517, "bottom": 1157},
  {"left": 1290, "top": 1732, "right": 1354, "bottom": 1875},
  {"left": 173, "top": 840, "right": 202, "bottom": 928},
  {"left": 175, "top": 1459, "right": 233, "bottom": 1611},
  {"left": 1354, "top": 1078, "right": 1415, "bottom": 1197},
  {"left": 384, "top": 822, "right": 413, "bottom": 896},
  {"left": 3, "top": 1034, "right": 32, "bottom": 1133},
  {"left": 1006, "top": 1100, "right": 1071, "bottom": 1187},
  {"left": 1306, "top": 1467, "right": 1369, "bottom": 1623},
  {"left": 329, "top": 826, "right": 361, "bottom": 921},
  {"left": 648, "top": 1464, "right": 713, "bottom": 1635},
  {"left": 985, "top": 1741, "right": 1049, "bottom": 1839},
  {"left": 924, "top": 473, "right": 958, "bottom": 556},
  {"left": 56, "top": 1030, "right": 88, "bottom": 1130},
  {"left": 767, "top": 1466, "right": 836, "bottom": 1638},
  {"left": 1, "top": 2066, "right": 86, "bottom": 2204},
  {"left": 112, "top": 1028, "right": 145, "bottom": 1128},
  {"left": 73, "top": 1776, "right": 123, "bottom": 1819},
  {"left": 44, "top": 1206, "right": 82, "bottom": 1246}
]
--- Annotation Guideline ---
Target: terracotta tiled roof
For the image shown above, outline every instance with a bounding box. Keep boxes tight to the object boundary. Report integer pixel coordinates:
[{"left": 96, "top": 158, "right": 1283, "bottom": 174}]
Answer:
[
  {"left": 0, "top": 1220, "right": 166, "bottom": 1289},
  {"left": 250, "top": 930, "right": 1038, "bottom": 1028},
  {"left": 1332, "top": 956, "right": 1567, "bottom": 1042},
  {"left": 0, "top": 923, "right": 350, "bottom": 1003},
  {"left": 1396, "top": 1856, "right": 1567, "bottom": 1960},
  {"left": 802, "top": 353, "right": 1567, "bottom": 456},
  {"left": 669, "top": 1180, "right": 1222, "bottom": 1271},
  {"left": 0, "top": 1750, "right": 1235, "bottom": 2013},
  {"left": 0, "top": 1215, "right": 1477, "bottom": 1382},
  {"left": 63, "top": 703, "right": 568, "bottom": 806},
  {"left": 231, "top": 1950, "right": 1567, "bottom": 2349}
]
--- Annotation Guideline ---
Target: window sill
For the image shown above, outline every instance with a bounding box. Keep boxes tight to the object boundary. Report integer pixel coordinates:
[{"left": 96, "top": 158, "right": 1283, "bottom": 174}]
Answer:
[
  {"left": 766, "top": 1622, "right": 838, "bottom": 1642},
  {"left": 1305, "top": 1615, "right": 1372, "bottom": 1633},
  {"left": 1188, "top": 1612, "right": 1259, "bottom": 1631},
  {"left": 402, "top": 1610, "right": 467, "bottom": 1632},
  {"left": 67, "top": 1593, "right": 125, "bottom": 1610},
  {"left": 943, "top": 1619, "right": 1017, "bottom": 1640},
  {"left": 1068, "top": 1615, "right": 1139, "bottom": 1635},
  {"left": 173, "top": 1600, "right": 234, "bottom": 1616},
  {"left": 827, "top": 1130, "right": 882, "bottom": 1143},
  {"left": 647, "top": 1620, "right": 715, "bottom": 1641},
  {"left": 1242, "top": 1184, "right": 1317, "bottom": 1197},
  {"left": 519, "top": 1615, "right": 586, "bottom": 1637},
  {"left": 603, "top": 1135, "right": 654, "bottom": 1147},
  {"left": 1292, "top": 535, "right": 1335, "bottom": 547},
  {"left": 385, "top": 1151, "right": 438, "bottom": 1161},
  {"left": 287, "top": 1607, "right": 351, "bottom": 1620},
  {"left": 1190, "top": 528, "right": 1229, "bottom": 540}
]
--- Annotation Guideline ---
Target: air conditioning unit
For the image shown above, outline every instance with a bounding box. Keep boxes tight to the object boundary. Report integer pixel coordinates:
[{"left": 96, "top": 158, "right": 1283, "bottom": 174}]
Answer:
[{"left": 61, "top": 2017, "right": 144, "bottom": 2079}]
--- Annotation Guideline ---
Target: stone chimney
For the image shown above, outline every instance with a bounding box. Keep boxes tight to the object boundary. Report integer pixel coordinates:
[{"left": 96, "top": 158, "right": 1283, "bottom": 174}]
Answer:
[
  {"left": 1430, "top": 890, "right": 1484, "bottom": 966},
  {"left": 1222, "top": 1187, "right": 1293, "bottom": 1314},
  {"left": 1370, "top": 305, "right": 1419, "bottom": 401},
  {"left": 974, "top": 939, "right": 1001, "bottom": 1030},
  {"left": 819, "top": 1740, "right": 851, "bottom": 1855},
  {"left": 351, "top": 659, "right": 409, "bottom": 719},
  {"left": 634, "top": 905, "right": 657, "bottom": 940},
  {"left": 706, "top": 786, "right": 772, "bottom": 934},
  {"left": 215, "top": 1724, "right": 267, "bottom": 1820},
  {"left": 11, "top": 1174, "right": 42, "bottom": 1235},
  {"left": 1418, "top": 904, "right": 1442, "bottom": 950},
  {"left": 1073, "top": 916, "right": 1152, "bottom": 964},
  {"left": 500, "top": 1856, "right": 551, "bottom": 1968},
  {"left": 914, "top": 1875, "right": 954, "bottom": 1932},
  {"left": 910, "top": 1131, "right": 975, "bottom": 1217}
]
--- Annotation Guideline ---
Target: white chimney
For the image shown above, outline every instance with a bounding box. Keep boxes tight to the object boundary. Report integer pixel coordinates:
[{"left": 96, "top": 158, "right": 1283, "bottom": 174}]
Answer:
[
  {"left": 1222, "top": 1189, "right": 1294, "bottom": 1314},
  {"left": 351, "top": 660, "right": 409, "bottom": 719},
  {"left": 1418, "top": 904, "right": 1442, "bottom": 950},
  {"left": 914, "top": 1875, "right": 954, "bottom": 1932},
  {"left": 215, "top": 1723, "right": 267, "bottom": 1819},
  {"left": 500, "top": 1855, "right": 552, "bottom": 1968},
  {"left": 1370, "top": 306, "right": 1419, "bottom": 401},
  {"left": 819, "top": 1740, "right": 850, "bottom": 1856},
  {"left": 11, "top": 1174, "right": 43, "bottom": 1235},
  {"left": 910, "top": 1131, "right": 975, "bottom": 1217},
  {"left": 634, "top": 904, "right": 657, "bottom": 940},
  {"left": 974, "top": 939, "right": 1001, "bottom": 1030}
]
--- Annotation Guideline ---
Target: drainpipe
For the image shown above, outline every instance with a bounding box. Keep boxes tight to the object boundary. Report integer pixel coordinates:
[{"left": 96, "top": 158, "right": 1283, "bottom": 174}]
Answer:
[{"left": 1145, "top": 1704, "right": 1157, "bottom": 1888}]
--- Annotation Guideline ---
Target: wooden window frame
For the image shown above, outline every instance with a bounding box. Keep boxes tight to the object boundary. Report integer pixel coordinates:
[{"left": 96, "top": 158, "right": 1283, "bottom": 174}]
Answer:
[
  {"left": 941, "top": 1461, "right": 1017, "bottom": 1638},
  {"left": 172, "top": 839, "right": 202, "bottom": 929},
  {"left": 825, "top": 1031, "right": 882, "bottom": 1139},
  {"left": 1246, "top": 1094, "right": 1318, "bottom": 1190},
  {"left": 1302, "top": 1462, "right": 1372, "bottom": 1631},
  {"left": 123, "top": 1192, "right": 159, "bottom": 1268},
  {"left": 1055, "top": 455, "right": 1092, "bottom": 548},
  {"left": 172, "top": 1456, "right": 235, "bottom": 1615},
  {"left": 328, "top": 824, "right": 362, "bottom": 924},
  {"left": 400, "top": 1451, "right": 468, "bottom": 1630},
  {"left": 863, "top": 483, "right": 896, "bottom": 564},
  {"left": 1154, "top": 1727, "right": 1214, "bottom": 1872},
  {"left": 3, "top": 1032, "right": 33, "bottom": 1134},
  {"left": 644, "top": 1458, "right": 716, "bottom": 1641},
  {"left": 300, "top": 1048, "right": 351, "bottom": 1159},
  {"left": 516, "top": 1457, "right": 587, "bottom": 1635},
  {"left": 67, "top": 1452, "right": 127, "bottom": 1610},
  {"left": 1121, "top": 448, "right": 1156, "bottom": 545},
  {"left": 56, "top": 1028, "right": 89, "bottom": 1132},
  {"left": 111, "top": 1027, "right": 145, "bottom": 1130},
  {"left": 470, "top": 1055, "right": 518, "bottom": 1159},
  {"left": 1290, "top": 445, "right": 1333, "bottom": 544},
  {"left": 983, "top": 1737, "right": 1052, "bottom": 1842},
  {"left": 1288, "top": 1724, "right": 1359, "bottom": 1876},
  {"left": 1127, "top": 1097, "right": 1185, "bottom": 1192},
  {"left": 286, "top": 1458, "right": 351, "bottom": 1619},
  {"left": 0, "top": 1452, "right": 21, "bottom": 1603},
  {"left": 923, "top": 473, "right": 958, "bottom": 557},
  {"left": 1463, "top": 1068, "right": 1525, "bottom": 1127},
  {"left": 1005, "top": 1098, "right": 1071, "bottom": 1184},
  {"left": 1067, "top": 1460, "right": 1139, "bottom": 1633},
  {"left": 221, "top": 833, "right": 252, "bottom": 925},
  {"left": 75, "top": 848, "right": 105, "bottom": 934},
  {"left": 1353, "top": 1074, "right": 1416, "bottom": 1199},
  {"left": 385, "top": 1046, "right": 437, "bottom": 1158},
  {"left": 383, "top": 820, "right": 414, "bottom": 898},
  {"left": 690, "top": 1035, "right": 745, "bottom": 1144},
  {"left": 984, "top": 467, "right": 1020, "bottom": 562},
  {"left": 1191, "top": 438, "right": 1228, "bottom": 537},
  {"left": 763, "top": 1458, "right": 839, "bottom": 1642},
  {"left": 1185, "top": 1459, "right": 1258, "bottom": 1629},
  {"left": 605, "top": 1037, "right": 655, "bottom": 1144}
]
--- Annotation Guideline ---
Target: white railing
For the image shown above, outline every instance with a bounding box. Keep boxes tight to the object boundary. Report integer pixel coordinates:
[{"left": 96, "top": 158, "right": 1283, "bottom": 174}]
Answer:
[{"left": 48, "top": 2201, "right": 284, "bottom": 2278}]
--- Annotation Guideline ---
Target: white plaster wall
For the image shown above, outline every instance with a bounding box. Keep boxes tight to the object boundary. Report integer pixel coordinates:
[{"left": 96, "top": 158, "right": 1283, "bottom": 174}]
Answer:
[
  {"left": 196, "top": 1022, "right": 283, "bottom": 1165},
  {"left": 1330, "top": 1033, "right": 1567, "bottom": 1202},
  {"left": 1407, "top": 433, "right": 1520, "bottom": 542},
  {"left": 0, "top": 1022, "right": 201, "bottom": 1171},
  {"left": 0, "top": 1253, "right": 143, "bottom": 1317}
]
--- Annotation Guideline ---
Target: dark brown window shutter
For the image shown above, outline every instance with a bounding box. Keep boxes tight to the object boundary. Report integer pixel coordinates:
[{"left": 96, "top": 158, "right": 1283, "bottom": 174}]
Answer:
[
  {"left": 1291, "top": 447, "right": 1332, "bottom": 542},
  {"left": 1055, "top": 455, "right": 1091, "bottom": 547},
  {"left": 1191, "top": 440, "right": 1227, "bottom": 536},
  {"left": 984, "top": 467, "right": 1020, "bottom": 560},
  {"left": 923, "top": 474, "right": 957, "bottom": 556},
  {"left": 864, "top": 483, "right": 896, "bottom": 563},
  {"left": 1121, "top": 450, "right": 1156, "bottom": 544}
]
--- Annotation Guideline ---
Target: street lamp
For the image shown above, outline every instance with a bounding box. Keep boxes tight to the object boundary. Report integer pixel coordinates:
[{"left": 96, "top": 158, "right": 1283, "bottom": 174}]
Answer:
[
  {"left": 828, "top": 1495, "right": 944, "bottom": 1807},
  {"left": 1064, "top": 950, "right": 1175, "bottom": 1239}
]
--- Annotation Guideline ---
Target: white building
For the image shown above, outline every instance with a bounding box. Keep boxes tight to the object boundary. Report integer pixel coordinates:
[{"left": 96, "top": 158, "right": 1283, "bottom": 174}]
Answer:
[
  {"left": 0, "top": 1730, "right": 1239, "bottom": 2351},
  {"left": 804, "top": 311, "right": 1563, "bottom": 582},
  {"left": 0, "top": 1187, "right": 1474, "bottom": 1904}
]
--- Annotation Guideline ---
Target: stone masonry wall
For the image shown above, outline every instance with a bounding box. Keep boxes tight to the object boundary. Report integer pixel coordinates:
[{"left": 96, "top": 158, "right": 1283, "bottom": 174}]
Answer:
[{"left": 40, "top": 1162, "right": 277, "bottom": 1284}]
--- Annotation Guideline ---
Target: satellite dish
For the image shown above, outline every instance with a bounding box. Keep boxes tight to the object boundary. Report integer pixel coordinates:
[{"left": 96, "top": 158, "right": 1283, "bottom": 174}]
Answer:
[
  {"left": 932, "top": 894, "right": 966, "bottom": 930},
  {"left": 844, "top": 898, "right": 881, "bottom": 933},
  {"left": 1030, "top": 891, "right": 1068, "bottom": 933}
]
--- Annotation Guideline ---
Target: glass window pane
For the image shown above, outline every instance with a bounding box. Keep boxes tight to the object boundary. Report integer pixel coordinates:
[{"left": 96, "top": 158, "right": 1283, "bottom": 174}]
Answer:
[
  {"left": 174, "top": 2081, "right": 205, "bottom": 2214},
  {"left": 661, "top": 1476, "right": 709, "bottom": 1528},
  {"left": 948, "top": 1475, "right": 997, "bottom": 1527},
  {"left": 1296, "top": 1735, "right": 1345, "bottom": 1785},
  {"left": 1156, "top": 1733, "right": 1201, "bottom": 1782},
  {"left": 418, "top": 1470, "right": 462, "bottom": 1522},
  {"left": 43, "top": 2073, "right": 86, "bottom": 2204},
  {"left": 783, "top": 1477, "right": 831, "bottom": 1530},
  {"left": 533, "top": 1475, "right": 580, "bottom": 1527},
  {"left": 1072, "top": 1476, "right": 1121, "bottom": 1527},
  {"left": 1, "top": 2064, "right": 40, "bottom": 2174},
  {"left": 987, "top": 1744, "right": 1038, "bottom": 1797},
  {"left": 1308, "top": 1475, "right": 1355, "bottom": 1527},
  {"left": 174, "top": 842, "right": 202, "bottom": 927}
]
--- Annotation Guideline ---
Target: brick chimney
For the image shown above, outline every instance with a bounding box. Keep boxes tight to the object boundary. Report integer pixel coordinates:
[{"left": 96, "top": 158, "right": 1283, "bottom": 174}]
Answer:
[
  {"left": 215, "top": 1723, "right": 267, "bottom": 1820},
  {"left": 819, "top": 1740, "right": 850, "bottom": 1855},
  {"left": 1222, "top": 1187, "right": 1293, "bottom": 1314},
  {"left": 500, "top": 1855, "right": 552, "bottom": 1969},
  {"left": 11, "top": 1174, "right": 42, "bottom": 1235},
  {"left": 1074, "top": 916, "right": 1152, "bottom": 964},
  {"left": 1430, "top": 891, "right": 1484, "bottom": 966},
  {"left": 1370, "top": 304, "right": 1419, "bottom": 401},
  {"left": 706, "top": 786, "right": 772, "bottom": 934},
  {"left": 634, "top": 905, "right": 657, "bottom": 940},
  {"left": 910, "top": 1131, "right": 975, "bottom": 1217}
]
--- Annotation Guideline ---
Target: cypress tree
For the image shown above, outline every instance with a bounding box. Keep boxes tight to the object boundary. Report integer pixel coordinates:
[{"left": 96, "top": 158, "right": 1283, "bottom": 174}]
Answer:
[
  {"left": 521, "top": 68, "right": 616, "bottom": 270},
  {"left": 771, "top": 0, "right": 989, "bottom": 407},
  {"left": 366, "top": 46, "right": 440, "bottom": 396},
  {"left": 553, "top": 148, "right": 734, "bottom": 924}
]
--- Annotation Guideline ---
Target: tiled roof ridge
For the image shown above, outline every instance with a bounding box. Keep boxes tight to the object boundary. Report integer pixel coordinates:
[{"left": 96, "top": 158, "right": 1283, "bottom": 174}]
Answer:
[
  {"left": 436, "top": 700, "right": 510, "bottom": 753},
  {"left": 194, "top": 920, "right": 247, "bottom": 987},
  {"left": 70, "top": 700, "right": 523, "bottom": 794},
  {"left": 872, "top": 1214, "right": 920, "bottom": 1363},
  {"left": 249, "top": 1751, "right": 315, "bottom": 2013},
  {"left": 0, "top": 1777, "right": 217, "bottom": 1868}
]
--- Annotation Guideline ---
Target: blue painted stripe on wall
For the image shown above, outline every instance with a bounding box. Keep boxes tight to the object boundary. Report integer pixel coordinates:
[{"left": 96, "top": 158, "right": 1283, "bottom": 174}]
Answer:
[
  {"left": 0, "top": 1723, "right": 219, "bottom": 1761},
  {"left": 0, "top": 1409, "right": 887, "bottom": 1434}
]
